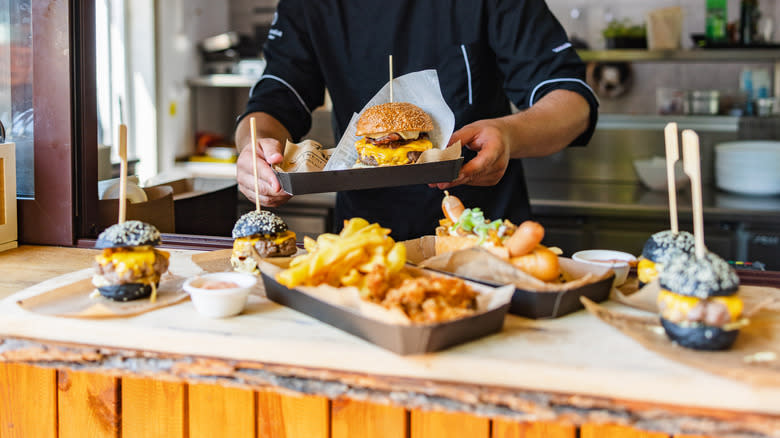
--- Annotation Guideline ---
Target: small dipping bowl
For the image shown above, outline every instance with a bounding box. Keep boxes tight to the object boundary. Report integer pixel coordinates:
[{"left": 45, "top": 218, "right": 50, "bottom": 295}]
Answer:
[
  {"left": 183, "top": 272, "right": 257, "bottom": 318},
  {"left": 572, "top": 250, "right": 637, "bottom": 287}
]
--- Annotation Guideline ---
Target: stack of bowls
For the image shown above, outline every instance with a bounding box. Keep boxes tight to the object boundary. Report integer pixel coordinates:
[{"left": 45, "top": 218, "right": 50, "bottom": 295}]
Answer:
[{"left": 715, "top": 141, "right": 780, "bottom": 196}]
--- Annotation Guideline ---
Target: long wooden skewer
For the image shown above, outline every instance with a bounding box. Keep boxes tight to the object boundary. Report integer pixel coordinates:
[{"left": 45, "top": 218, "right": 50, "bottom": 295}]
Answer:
[
  {"left": 250, "top": 117, "right": 261, "bottom": 213},
  {"left": 664, "top": 122, "right": 680, "bottom": 235},
  {"left": 118, "top": 123, "right": 128, "bottom": 224},
  {"left": 389, "top": 55, "right": 394, "bottom": 103},
  {"left": 682, "top": 129, "right": 705, "bottom": 259}
]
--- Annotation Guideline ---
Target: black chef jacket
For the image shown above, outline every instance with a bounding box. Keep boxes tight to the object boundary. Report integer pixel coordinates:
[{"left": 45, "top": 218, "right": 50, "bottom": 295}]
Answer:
[{"left": 240, "top": 0, "right": 599, "bottom": 241}]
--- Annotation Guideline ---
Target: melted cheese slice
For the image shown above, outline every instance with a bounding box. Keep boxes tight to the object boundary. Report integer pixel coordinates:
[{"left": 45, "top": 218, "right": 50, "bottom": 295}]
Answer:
[
  {"left": 657, "top": 289, "right": 743, "bottom": 322},
  {"left": 354, "top": 137, "right": 433, "bottom": 166},
  {"left": 94, "top": 246, "right": 169, "bottom": 285},
  {"left": 637, "top": 258, "right": 657, "bottom": 284},
  {"left": 233, "top": 230, "right": 296, "bottom": 252}
]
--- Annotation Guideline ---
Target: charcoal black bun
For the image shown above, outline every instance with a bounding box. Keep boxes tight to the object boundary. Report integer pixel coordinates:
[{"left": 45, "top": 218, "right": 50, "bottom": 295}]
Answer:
[
  {"left": 641, "top": 230, "right": 695, "bottom": 263},
  {"left": 232, "top": 210, "right": 288, "bottom": 239},
  {"left": 660, "top": 318, "right": 739, "bottom": 351},
  {"left": 659, "top": 250, "right": 739, "bottom": 299},
  {"left": 97, "top": 283, "right": 155, "bottom": 302},
  {"left": 95, "top": 220, "right": 162, "bottom": 249}
]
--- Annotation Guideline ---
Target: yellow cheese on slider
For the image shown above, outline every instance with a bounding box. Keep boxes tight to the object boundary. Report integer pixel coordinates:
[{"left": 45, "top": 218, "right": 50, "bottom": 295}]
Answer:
[
  {"left": 657, "top": 289, "right": 743, "bottom": 323},
  {"left": 354, "top": 137, "right": 433, "bottom": 166}
]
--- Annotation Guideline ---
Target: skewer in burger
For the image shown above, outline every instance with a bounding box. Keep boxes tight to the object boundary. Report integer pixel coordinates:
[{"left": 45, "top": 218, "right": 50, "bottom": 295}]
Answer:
[
  {"left": 637, "top": 230, "right": 695, "bottom": 286},
  {"left": 354, "top": 102, "right": 435, "bottom": 167},
  {"left": 92, "top": 220, "right": 170, "bottom": 302},
  {"left": 435, "top": 192, "right": 560, "bottom": 282},
  {"left": 231, "top": 210, "right": 297, "bottom": 274},
  {"left": 657, "top": 250, "right": 744, "bottom": 350}
]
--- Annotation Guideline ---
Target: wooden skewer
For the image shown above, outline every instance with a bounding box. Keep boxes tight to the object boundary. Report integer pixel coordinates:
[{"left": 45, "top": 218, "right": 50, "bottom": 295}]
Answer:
[
  {"left": 663, "top": 122, "right": 680, "bottom": 235},
  {"left": 682, "top": 129, "right": 705, "bottom": 259},
  {"left": 250, "top": 117, "right": 261, "bottom": 213},
  {"left": 389, "top": 55, "right": 394, "bottom": 103},
  {"left": 118, "top": 123, "right": 128, "bottom": 224}
]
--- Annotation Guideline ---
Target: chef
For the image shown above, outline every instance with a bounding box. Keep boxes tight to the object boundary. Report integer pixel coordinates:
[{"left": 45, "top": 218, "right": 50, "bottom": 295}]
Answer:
[{"left": 235, "top": 0, "right": 598, "bottom": 241}]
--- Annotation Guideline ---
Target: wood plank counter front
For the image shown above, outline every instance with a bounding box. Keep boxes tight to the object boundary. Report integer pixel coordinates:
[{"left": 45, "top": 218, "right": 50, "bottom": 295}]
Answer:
[{"left": 1, "top": 246, "right": 779, "bottom": 438}]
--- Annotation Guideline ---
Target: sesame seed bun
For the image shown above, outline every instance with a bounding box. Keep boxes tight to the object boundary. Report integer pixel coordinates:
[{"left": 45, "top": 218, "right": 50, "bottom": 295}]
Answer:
[
  {"left": 355, "top": 102, "right": 434, "bottom": 137},
  {"left": 641, "top": 230, "right": 695, "bottom": 263},
  {"left": 95, "top": 220, "right": 162, "bottom": 249},
  {"left": 658, "top": 250, "right": 739, "bottom": 299},
  {"left": 232, "top": 210, "right": 289, "bottom": 239}
]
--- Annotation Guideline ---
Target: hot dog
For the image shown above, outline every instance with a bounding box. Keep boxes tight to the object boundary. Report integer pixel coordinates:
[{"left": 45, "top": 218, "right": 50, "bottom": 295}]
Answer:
[{"left": 435, "top": 193, "right": 559, "bottom": 282}]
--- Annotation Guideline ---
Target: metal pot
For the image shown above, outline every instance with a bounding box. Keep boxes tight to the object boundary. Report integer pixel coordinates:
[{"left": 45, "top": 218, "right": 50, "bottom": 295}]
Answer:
[{"left": 685, "top": 90, "right": 720, "bottom": 115}]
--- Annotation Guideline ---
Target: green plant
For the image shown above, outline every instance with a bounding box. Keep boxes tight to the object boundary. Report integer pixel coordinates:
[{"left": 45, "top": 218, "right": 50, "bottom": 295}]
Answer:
[{"left": 602, "top": 19, "right": 647, "bottom": 38}]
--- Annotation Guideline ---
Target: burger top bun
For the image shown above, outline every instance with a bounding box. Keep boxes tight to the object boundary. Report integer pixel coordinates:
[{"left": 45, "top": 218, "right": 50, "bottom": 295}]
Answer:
[
  {"left": 95, "top": 220, "right": 162, "bottom": 249},
  {"left": 355, "top": 102, "right": 434, "bottom": 137},
  {"left": 641, "top": 230, "right": 695, "bottom": 263},
  {"left": 659, "top": 250, "right": 739, "bottom": 299},
  {"left": 232, "top": 210, "right": 289, "bottom": 239}
]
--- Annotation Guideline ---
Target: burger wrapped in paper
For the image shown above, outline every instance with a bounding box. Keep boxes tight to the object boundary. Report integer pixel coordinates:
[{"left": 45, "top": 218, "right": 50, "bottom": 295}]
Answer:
[
  {"left": 231, "top": 210, "right": 297, "bottom": 274},
  {"left": 92, "top": 220, "right": 170, "bottom": 302},
  {"left": 354, "top": 102, "right": 435, "bottom": 167}
]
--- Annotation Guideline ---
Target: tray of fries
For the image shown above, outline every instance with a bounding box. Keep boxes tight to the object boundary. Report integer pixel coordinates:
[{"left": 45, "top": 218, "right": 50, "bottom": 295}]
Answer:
[{"left": 258, "top": 218, "right": 514, "bottom": 355}]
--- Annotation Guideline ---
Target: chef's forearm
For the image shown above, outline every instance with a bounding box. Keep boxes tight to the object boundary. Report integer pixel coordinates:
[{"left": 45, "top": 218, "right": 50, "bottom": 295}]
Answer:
[
  {"left": 501, "top": 89, "right": 591, "bottom": 159},
  {"left": 234, "top": 112, "right": 292, "bottom": 153}
]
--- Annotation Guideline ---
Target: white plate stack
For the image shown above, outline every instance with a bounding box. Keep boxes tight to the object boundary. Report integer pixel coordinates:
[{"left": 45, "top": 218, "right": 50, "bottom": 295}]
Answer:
[{"left": 715, "top": 141, "right": 780, "bottom": 196}]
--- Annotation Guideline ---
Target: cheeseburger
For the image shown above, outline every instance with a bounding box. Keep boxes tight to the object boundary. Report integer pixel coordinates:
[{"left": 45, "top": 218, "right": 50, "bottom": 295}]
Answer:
[
  {"left": 354, "top": 102, "right": 434, "bottom": 167},
  {"left": 657, "top": 250, "right": 743, "bottom": 351},
  {"left": 231, "top": 210, "right": 297, "bottom": 274},
  {"left": 637, "top": 230, "right": 695, "bottom": 286},
  {"left": 92, "top": 220, "right": 170, "bottom": 302}
]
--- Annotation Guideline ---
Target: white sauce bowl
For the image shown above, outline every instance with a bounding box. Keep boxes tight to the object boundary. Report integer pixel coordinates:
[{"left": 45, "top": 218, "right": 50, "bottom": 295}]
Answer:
[
  {"left": 572, "top": 250, "right": 637, "bottom": 287},
  {"left": 183, "top": 272, "right": 257, "bottom": 318}
]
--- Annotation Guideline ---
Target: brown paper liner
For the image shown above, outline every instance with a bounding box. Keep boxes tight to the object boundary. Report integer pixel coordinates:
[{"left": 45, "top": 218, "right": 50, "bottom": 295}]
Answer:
[
  {"left": 191, "top": 248, "right": 305, "bottom": 274},
  {"left": 581, "top": 288, "right": 780, "bottom": 386},
  {"left": 17, "top": 274, "right": 188, "bottom": 319}
]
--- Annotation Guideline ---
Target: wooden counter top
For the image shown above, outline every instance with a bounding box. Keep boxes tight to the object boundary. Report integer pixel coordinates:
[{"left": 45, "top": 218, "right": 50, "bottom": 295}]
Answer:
[{"left": 1, "top": 246, "right": 779, "bottom": 438}]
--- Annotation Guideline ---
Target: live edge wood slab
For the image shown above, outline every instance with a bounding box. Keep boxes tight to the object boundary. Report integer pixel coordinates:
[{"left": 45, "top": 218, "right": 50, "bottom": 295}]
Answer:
[{"left": 1, "top": 246, "right": 779, "bottom": 438}]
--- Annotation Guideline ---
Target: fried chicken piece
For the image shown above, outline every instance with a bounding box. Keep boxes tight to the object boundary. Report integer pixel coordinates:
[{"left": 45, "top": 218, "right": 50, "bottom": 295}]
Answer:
[{"left": 382, "top": 276, "right": 478, "bottom": 323}]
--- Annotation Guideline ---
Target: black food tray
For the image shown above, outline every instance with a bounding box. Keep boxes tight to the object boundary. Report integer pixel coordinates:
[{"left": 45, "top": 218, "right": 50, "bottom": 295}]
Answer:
[
  {"left": 274, "top": 158, "right": 463, "bottom": 195},
  {"left": 261, "top": 271, "right": 509, "bottom": 355}
]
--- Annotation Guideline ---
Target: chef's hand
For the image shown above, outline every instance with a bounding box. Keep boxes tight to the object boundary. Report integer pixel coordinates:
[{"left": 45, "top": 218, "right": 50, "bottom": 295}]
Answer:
[
  {"left": 236, "top": 137, "right": 292, "bottom": 207},
  {"left": 431, "top": 119, "right": 511, "bottom": 190}
]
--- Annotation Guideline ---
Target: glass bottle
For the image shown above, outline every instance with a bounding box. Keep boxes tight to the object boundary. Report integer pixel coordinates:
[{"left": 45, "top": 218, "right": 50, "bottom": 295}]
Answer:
[
  {"left": 740, "top": 0, "right": 760, "bottom": 45},
  {"left": 706, "top": 0, "right": 728, "bottom": 42}
]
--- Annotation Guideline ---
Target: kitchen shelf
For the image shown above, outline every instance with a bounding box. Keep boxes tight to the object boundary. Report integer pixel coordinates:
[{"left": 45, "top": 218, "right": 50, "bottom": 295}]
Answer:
[
  {"left": 187, "top": 74, "right": 258, "bottom": 88},
  {"left": 598, "top": 114, "right": 739, "bottom": 132},
  {"left": 578, "top": 49, "right": 780, "bottom": 63}
]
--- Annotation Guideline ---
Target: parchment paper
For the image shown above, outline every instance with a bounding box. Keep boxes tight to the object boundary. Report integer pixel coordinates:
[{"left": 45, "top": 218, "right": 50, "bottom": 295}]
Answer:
[
  {"left": 259, "top": 260, "right": 514, "bottom": 326},
  {"left": 404, "top": 236, "right": 612, "bottom": 292},
  {"left": 16, "top": 274, "right": 188, "bottom": 319},
  {"left": 191, "top": 248, "right": 306, "bottom": 275},
  {"left": 323, "top": 69, "right": 457, "bottom": 171},
  {"left": 581, "top": 284, "right": 780, "bottom": 387}
]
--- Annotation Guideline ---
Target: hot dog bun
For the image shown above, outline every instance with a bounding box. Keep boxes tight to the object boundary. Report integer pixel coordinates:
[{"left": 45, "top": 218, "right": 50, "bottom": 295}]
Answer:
[{"left": 434, "top": 234, "right": 509, "bottom": 259}]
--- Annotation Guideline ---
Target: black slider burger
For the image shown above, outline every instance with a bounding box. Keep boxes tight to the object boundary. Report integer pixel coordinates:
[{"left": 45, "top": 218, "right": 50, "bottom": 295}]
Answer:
[
  {"left": 657, "top": 250, "right": 744, "bottom": 350},
  {"left": 231, "top": 210, "right": 297, "bottom": 274},
  {"left": 637, "top": 230, "right": 695, "bottom": 286},
  {"left": 354, "top": 102, "right": 435, "bottom": 167},
  {"left": 92, "top": 220, "right": 170, "bottom": 302}
]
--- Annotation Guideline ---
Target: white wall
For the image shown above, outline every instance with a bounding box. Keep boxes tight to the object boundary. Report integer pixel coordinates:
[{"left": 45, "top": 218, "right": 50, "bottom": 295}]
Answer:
[{"left": 155, "top": 0, "right": 229, "bottom": 174}]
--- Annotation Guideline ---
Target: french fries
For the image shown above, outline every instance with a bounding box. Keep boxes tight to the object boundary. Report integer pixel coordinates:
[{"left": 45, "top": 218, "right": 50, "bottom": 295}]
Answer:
[{"left": 276, "top": 218, "right": 407, "bottom": 293}]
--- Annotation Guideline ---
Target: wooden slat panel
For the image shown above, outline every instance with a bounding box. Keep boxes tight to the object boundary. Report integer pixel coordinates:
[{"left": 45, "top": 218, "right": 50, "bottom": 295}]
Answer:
[
  {"left": 492, "top": 419, "right": 576, "bottom": 438},
  {"left": 581, "top": 423, "right": 670, "bottom": 438},
  {"left": 673, "top": 435, "right": 710, "bottom": 438},
  {"left": 411, "top": 409, "right": 490, "bottom": 438},
  {"left": 57, "top": 370, "right": 119, "bottom": 438},
  {"left": 257, "top": 389, "right": 329, "bottom": 438},
  {"left": 188, "top": 382, "right": 255, "bottom": 438},
  {"left": 331, "top": 399, "right": 406, "bottom": 438},
  {"left": 122, "top": 376, "right": 187, "bottom": 438},
  {"left": 0, "top": 363, "right": 57, "bottom": 438}
]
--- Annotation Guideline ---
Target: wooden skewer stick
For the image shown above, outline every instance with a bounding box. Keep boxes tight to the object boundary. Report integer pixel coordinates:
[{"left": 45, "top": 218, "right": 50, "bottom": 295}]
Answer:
[
  {"left": 682, "top": 129, "right": 705, "bottom": 259},
  {"left": 250, "top": 117, "right": 261, "bottom": 213},
  {"left": 389, "top": 55, "right": 394, "bottom": 103},
  {"left": 118, "top": 123, "right": 128, "bottom": 224},
  {"left": 663, "top": 122, "right": 680, "bottom": 235}
]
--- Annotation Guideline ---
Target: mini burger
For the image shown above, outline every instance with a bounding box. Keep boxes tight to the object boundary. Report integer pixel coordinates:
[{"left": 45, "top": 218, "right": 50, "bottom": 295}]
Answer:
[
  {"left": 657, "top": 250, "right": 744, "bottom": 351},
  {"left": 637, "top": 230, "right": 695, "bottom": 286},
  {"left": 92, "top": 220, "right": 170, "bottom": 302},
  {"left": 354, "top": 102, "right": 435, "bottom": 167},
  {"left": 231, "top": 210, "right": 297, "bottom": 274}
]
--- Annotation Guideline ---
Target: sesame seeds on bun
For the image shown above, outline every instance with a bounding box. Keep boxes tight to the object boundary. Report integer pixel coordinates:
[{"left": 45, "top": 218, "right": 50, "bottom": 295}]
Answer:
[
  {"left": 641, "top": 230, "right": 695, "bottom": 264},
  {"left": 232, "top": 210, "right": 289, "bottom": 239},
  {"left": 95, "top": 220, "right": 162, "bottom": 249},
  {"left": 659, "top": 250, "right": 739, "bottom": 299},
  {"left": 355, "top": 102, "right": 434, "bottom": 137}
]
